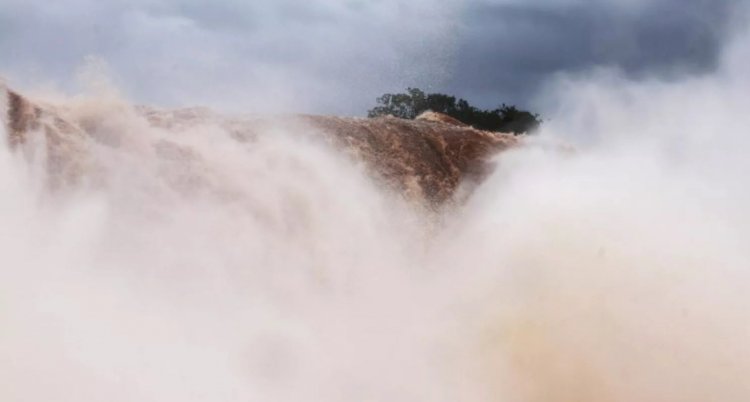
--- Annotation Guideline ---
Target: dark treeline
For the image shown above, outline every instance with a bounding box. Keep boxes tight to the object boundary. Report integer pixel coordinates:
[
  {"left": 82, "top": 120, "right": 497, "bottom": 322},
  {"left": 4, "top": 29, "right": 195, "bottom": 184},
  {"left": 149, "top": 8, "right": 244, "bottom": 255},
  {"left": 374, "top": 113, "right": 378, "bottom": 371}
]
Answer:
[{"left": 367, "top": 88, "right": 541, "bottom": 135}]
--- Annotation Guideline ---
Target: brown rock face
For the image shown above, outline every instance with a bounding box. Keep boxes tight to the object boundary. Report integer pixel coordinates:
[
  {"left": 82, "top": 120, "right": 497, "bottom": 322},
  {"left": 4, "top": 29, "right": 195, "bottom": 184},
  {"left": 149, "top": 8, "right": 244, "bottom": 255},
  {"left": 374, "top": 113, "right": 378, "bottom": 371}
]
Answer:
[
  {"left": 1, "top": 86, "right": 90, "bottom": 188},
  {"left": 301, "top": 115, "right": 516, "bottom": 204},
  {"left": 2, "top": 86, "right": 518, "bottom": 205}
]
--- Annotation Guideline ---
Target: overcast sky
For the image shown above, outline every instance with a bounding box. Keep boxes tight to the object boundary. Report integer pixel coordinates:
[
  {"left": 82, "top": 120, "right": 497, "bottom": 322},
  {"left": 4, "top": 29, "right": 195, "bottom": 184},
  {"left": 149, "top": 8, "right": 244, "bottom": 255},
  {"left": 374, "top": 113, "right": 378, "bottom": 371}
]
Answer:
[{"left": 0, "top": 0, "right": 738, "bottom": 115}]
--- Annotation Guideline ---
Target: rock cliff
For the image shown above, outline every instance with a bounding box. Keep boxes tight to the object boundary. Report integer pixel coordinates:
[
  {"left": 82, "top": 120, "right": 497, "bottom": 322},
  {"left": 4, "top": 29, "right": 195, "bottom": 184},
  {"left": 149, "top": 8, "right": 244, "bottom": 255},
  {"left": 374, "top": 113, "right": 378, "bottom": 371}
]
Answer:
[{"left": 1, "top": 85, "right": 519, "bottom": 205}]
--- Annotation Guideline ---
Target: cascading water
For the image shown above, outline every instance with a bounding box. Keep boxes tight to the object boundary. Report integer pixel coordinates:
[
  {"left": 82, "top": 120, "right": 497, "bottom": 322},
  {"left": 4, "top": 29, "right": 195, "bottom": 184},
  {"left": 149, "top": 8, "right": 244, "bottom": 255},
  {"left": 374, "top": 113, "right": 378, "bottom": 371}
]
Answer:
[{"left": 3, "top": 7, "right": 750, "bottom": 402}]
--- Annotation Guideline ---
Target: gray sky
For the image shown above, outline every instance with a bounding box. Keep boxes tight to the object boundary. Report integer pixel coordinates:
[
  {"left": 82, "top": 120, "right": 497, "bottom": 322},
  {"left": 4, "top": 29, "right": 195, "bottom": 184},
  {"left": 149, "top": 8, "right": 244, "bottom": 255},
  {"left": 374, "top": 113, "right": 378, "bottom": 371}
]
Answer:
[{"left": 0, "top": 0, "right": 738, "bottom": 115}]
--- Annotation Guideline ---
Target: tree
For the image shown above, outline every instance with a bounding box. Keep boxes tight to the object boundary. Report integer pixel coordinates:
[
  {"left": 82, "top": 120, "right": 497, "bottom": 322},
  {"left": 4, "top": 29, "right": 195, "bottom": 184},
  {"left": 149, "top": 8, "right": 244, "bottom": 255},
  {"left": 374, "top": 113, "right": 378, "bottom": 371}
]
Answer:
[
  {"left": 367, "top": 88, "right": 541, "bottom": 135},
  {"left": 367, "top": 88, "right": 427, "bottom": 120}
]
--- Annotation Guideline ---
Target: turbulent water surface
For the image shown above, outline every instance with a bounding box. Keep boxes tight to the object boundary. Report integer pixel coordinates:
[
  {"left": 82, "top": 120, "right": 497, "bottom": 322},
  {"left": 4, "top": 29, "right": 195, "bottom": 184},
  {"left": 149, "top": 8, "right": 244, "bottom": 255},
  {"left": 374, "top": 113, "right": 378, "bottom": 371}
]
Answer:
[{"left": 3, "top": 21, "right": 750, "bottom": 402}]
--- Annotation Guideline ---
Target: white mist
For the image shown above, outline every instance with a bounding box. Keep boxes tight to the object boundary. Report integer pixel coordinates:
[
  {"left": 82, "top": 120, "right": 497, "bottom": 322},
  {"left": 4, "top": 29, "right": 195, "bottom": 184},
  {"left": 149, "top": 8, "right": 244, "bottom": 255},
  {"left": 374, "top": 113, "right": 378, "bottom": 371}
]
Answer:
[{"left": 2, "top": 6, "right": 750, "bottom": 402}]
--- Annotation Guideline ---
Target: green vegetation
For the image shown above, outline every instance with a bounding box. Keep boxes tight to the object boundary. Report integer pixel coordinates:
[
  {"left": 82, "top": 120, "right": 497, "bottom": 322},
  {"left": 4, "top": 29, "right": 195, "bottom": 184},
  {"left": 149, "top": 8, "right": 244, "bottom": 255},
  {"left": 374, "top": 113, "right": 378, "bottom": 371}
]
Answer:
[{"left": 367, "top": 88, "right": 541, "bottom": 135}]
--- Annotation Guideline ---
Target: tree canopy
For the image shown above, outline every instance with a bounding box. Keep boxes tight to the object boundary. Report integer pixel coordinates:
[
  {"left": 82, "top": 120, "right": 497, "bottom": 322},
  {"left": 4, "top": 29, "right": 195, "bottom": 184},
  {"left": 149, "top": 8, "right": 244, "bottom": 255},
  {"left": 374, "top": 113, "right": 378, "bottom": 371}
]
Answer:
[{"left": 367, "top": 88, "right": 541, "bottom": 135}]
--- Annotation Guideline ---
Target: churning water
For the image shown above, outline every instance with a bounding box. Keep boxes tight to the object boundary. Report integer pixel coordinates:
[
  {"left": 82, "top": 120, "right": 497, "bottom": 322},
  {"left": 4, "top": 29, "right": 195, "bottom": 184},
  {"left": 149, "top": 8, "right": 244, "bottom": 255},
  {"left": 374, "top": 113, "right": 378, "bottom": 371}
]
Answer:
[{"left": 3, "top": 10, "right": 750, "bottom": 402}]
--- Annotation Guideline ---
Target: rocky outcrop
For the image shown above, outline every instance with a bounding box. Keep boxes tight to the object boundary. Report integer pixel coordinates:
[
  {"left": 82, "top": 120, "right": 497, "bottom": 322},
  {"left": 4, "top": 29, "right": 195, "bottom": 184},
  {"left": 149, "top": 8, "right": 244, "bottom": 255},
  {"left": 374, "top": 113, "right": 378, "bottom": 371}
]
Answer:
[
  {"left": 300, "top": 115, "right": 516, "bottom": 204},
  {"left": 2, "top": 85, "right": 519, "bottom": 205},
  {"left": 0, "top": 84, "right": 91, "bottom": 188}
]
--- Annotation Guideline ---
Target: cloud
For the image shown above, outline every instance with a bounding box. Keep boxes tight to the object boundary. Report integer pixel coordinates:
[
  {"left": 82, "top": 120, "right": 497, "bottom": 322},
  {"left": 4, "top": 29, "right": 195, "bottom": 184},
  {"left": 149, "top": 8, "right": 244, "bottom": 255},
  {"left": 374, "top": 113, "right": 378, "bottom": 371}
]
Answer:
[
  {"left": 445, "top": 0, "right": 735, "bottom": 110},
  {"left": 0, "top": 0, "right": 464, "bottom": 115},
  {"left": 0, "top": 0, "right": 738, "bottom": 115}
]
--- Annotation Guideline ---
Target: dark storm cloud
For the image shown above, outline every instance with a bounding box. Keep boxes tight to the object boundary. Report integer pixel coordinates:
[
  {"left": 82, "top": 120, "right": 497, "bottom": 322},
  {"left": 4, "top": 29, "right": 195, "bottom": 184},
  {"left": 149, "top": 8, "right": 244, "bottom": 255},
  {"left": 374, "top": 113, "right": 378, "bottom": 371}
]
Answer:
[
  {"left": 0, "top": 0, "right": 740, "bottom": 115},
  {"left": 445, "top": 0, "right": 736, "bottom": 110}
]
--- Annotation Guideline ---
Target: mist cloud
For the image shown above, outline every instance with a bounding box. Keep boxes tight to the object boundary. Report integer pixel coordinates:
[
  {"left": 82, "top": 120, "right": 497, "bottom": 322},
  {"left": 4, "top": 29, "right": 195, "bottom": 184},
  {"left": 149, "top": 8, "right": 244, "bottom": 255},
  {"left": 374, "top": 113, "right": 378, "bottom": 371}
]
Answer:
[{"left": 3, "top": 1, "right": 750, "bottom": 401}]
